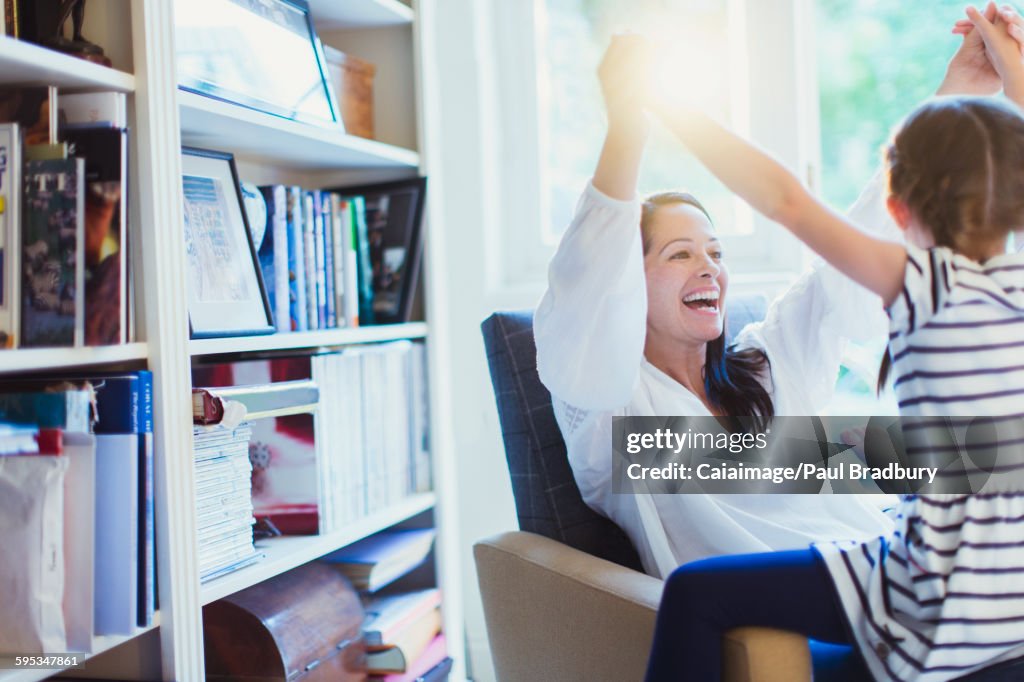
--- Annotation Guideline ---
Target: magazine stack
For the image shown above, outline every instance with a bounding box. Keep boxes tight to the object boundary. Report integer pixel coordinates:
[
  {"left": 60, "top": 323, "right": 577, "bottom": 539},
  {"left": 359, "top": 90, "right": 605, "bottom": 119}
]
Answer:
[{"left": 193, "top": 424, "right": 261, "bottom": 582}]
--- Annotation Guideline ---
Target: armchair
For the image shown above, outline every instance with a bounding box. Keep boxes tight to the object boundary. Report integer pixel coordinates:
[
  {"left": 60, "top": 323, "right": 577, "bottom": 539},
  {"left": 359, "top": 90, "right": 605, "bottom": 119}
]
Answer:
[{"left": 476, "top": 297, "right": 812, "bottom": 682}]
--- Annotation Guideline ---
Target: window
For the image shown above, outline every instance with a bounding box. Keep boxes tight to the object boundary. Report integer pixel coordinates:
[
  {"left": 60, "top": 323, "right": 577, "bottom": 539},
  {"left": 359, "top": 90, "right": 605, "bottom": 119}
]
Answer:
[{"left": 815, "top": 0, "right": 968, "bottom": 210}]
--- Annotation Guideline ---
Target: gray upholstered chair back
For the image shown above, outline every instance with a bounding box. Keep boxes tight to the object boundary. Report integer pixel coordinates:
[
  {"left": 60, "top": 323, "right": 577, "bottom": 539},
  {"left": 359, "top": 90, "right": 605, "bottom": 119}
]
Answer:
[{"left": 480, "top": 295, "right": 768, "bottom": 572}]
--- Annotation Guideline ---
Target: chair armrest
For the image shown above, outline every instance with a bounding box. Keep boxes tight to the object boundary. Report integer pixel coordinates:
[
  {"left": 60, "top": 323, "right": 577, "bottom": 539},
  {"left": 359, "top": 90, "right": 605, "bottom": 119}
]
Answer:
[
  {"left": 474, "top": 531, "right": 811, "bottom": 682},
  {"left": 474, "top": 531, "right": 661, "bottom": 682}
]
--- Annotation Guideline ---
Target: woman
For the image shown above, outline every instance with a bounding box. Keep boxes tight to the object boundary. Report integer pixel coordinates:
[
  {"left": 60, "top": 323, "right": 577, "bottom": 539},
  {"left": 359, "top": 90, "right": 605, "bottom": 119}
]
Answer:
[{"left": 534, "top": 15, "right": 1010, "bottom": 578}]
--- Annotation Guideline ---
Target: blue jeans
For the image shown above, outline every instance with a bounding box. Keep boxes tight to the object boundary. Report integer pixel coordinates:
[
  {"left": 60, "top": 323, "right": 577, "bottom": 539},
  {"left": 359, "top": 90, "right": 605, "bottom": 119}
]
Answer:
[{"left": 644, "top": 549, "right": 868, "bottom": 681}]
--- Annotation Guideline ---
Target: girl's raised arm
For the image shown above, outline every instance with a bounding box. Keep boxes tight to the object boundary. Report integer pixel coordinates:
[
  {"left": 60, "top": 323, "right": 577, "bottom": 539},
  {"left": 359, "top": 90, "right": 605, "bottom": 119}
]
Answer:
[{"left": 652, "top": 106, "right": 907, "bottom": 306}]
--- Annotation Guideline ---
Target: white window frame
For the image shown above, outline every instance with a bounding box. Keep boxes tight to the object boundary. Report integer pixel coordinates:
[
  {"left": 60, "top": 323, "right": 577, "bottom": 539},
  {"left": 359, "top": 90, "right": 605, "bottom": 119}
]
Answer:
[{"left": 485, "top": 0, "right": 824, "bottom": 297}]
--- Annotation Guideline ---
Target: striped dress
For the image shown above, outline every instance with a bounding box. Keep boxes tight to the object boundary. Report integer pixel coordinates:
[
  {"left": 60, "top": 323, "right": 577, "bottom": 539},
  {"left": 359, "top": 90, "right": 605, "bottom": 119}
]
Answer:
[{"left": 816, "top": 243, "right": 1024, "bottom": 681}]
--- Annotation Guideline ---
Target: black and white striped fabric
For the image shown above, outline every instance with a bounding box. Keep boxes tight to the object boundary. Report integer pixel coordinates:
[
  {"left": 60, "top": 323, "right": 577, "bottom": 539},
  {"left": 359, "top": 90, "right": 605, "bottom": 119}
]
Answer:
[{"left": 817, "top": 244, "right": 1024, "bottom": 681}]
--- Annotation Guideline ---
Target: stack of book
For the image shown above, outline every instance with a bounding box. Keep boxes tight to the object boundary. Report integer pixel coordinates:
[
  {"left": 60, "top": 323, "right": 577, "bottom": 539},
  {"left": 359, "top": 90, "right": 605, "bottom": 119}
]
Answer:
[
  {"left": 0, "top": 86, "right": 131, "bottom": 349},
  {"left": 321, "top": 533, "right": 450, "bottom": 681},
  {"left": 193, "top": 424, "right": 261, "bottom": 582}
]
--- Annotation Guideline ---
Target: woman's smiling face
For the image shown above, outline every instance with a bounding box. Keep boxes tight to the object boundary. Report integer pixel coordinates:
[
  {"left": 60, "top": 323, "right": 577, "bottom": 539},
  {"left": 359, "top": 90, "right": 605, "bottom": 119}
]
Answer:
[{"left": 642, "top": 202, "right": 728, "bottom": 347}]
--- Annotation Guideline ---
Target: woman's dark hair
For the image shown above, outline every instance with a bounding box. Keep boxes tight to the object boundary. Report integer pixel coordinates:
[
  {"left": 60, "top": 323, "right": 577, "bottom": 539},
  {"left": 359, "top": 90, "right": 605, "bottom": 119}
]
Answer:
[
  {"left": 641, "top": 192, "right": 774, "bottom": 430},
  {"left": 877, "top": 97, "right": 1024, "bottom": 391}
]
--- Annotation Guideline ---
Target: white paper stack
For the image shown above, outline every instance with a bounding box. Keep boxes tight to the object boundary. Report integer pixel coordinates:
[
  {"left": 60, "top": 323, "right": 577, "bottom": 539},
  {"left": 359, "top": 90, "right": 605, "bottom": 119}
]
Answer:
[{"left": 193, "top": 424, "right": 261, "bottom": 582}]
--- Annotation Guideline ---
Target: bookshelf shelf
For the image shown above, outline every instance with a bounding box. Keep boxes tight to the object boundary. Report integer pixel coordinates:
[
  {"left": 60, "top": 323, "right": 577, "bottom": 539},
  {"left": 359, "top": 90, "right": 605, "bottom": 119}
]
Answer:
[
  {"left": 200, "top": 492, "right": 436, "bottom": 605},
  {"left": 0, "top": 37, "right": 135, "bottom": 92},
  {"left": 178, "top": 91, "right": 420, "bottom": 170},
  {"left": 0, "top": 614, "right": 161, "bottom": 682},
  {"left": 189, "top": 323, "right": 428, "bottom": 356},
  {"left": 0, "top": 343, "right": 149, "bottom": 374},
  {"left": 309, "top": 0, "right": 414, "bottom": 30}
]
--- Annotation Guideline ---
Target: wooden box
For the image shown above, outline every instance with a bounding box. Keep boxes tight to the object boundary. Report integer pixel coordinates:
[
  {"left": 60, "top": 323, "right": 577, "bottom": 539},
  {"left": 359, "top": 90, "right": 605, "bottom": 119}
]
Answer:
[
  {"left": 324, "top": 46, "right": 377, "bottom": 140},
  {"left": 203, "top": 563, "right": 367, "bottom": 681}
]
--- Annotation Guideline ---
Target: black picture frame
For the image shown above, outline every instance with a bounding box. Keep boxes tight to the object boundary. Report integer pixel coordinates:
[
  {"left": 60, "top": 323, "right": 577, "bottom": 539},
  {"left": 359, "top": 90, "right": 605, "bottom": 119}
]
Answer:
[
  {"left": 180, "top": 147, "right": 274, "bottom": 338},
  {"left": 173, "top": 0, "right": 341, "bottom": 130},
  {"left": 330, "top": 177, "right": 427, "bottom": 325}
]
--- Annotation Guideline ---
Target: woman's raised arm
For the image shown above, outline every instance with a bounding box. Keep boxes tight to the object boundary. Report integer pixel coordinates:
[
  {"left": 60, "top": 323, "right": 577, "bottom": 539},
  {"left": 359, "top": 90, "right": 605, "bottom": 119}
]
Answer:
[{"left": 534, "top": 36, "right": 653, "bottom": 410}]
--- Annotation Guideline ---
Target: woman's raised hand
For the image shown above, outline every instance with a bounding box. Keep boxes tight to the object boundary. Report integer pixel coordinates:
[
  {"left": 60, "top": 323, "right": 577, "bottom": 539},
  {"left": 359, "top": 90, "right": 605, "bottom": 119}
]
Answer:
[
  {"left": 964, "top": 4, "right": 1024, "bottom": 105},
  {"left": 598, "top": 34, "right": 655, "bottom": 136}
]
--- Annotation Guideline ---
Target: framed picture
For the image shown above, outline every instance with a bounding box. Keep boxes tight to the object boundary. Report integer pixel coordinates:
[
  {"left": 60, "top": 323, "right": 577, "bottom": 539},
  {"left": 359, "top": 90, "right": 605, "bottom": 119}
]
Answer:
[
  {"left": 174, "top": 0, "right": 341, "bottom": 130},
  {"left": 332, "top": 177, "right": 427, "bottom": 325},
  {"left": 181, "top": 147, "right": 274, "bottom": 338}
]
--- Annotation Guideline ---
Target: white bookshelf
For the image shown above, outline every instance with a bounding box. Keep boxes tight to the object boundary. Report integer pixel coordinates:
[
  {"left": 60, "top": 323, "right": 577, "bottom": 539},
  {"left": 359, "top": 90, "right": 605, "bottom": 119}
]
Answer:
[
  {"left": 179, "top": 90, "right": 419, "bottom": 170},
  {"left": 201, "top": 492, "right": 436, "bottom": 605},
  {"left": 0, "top": 37, "right": 135, "bottom": 91},
  {"left": 309, "top": 0, "right": 414, "bottom": 30},
  {"left": 189, "top": 322, "right": 427, "bottom": 356},
  {"left": 0, "top": 1, "right": 463, "bottom": 679},
  {"left": 0, "top": 343, "right": 149, "bottom": 373}
]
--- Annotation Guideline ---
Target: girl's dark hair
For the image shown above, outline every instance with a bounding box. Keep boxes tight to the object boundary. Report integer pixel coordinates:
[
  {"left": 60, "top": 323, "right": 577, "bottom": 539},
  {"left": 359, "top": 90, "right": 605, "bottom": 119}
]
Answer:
[
  {"left": 641, "top": 192, "right": 774, "bottom": 430},
  {"left": 878, "top": 97, "right": 1024, "bottom": 391}
]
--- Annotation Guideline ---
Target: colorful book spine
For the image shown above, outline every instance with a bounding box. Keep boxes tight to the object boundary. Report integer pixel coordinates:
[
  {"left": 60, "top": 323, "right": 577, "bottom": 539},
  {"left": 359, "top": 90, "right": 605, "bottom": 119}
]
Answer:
[
  {"left": 312, "top": 190, "right": 327, "bottom": 328},
  {"left": 329, "top": 193, "right": 347, "bottom": 328},
  {"left": 0, "top": 123, "right": 20, "bottom": 347},
  {"left": 348, "top": 195, "right": 375, "bottom": 325},
  {"left": 21, "top": 157, "right": 85, "bottom": 347},
  {"left": 286, "top": 186, "right": 307, "bottom": 332},
  {"left": 96, "top": 372, "right": 156, "bottom": 628},
  {"left": 259, "top": 185, "right": 290, "bottom": 332},
  {"left": 63, "top": 126, "right": 128, "bottom": 346},
  {"left": 302, "top": 192, "right": 318, "bottom": 330},
  {"left": 0, "top": 390, "right": 92, "bottom": 431},
  {"left": 321, "top": 192, "right": 336, "bottom": 328}
]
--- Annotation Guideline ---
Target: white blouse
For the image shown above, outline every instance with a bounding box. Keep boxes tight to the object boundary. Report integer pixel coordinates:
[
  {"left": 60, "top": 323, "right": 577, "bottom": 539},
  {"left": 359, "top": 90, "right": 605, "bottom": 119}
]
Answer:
[{"left": 535, "top": 176, "right": 900, "bottom": 577}]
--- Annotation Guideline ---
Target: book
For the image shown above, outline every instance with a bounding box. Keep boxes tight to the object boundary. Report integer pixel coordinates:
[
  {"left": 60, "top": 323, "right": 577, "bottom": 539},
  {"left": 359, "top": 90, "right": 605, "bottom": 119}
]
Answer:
[
  {"left": 372, "top": 636, "right": 450, "bottom": 682},
  {"left": 191, "top": 379, "right": 319, "bottom": 424},
  {"left": 62, "top": 432, "right": 96, "bottom": 653},
  {"left": 329, "top": 193, "right": 347, "bottom": 327},
  {"left": 63, "top": 126, "right": 128, "bottom": 345},
  {"left": 0, "top": 389, "right": 92, "bottom": 431},
  {"left": 258, "top": 185, "right": 289, "bottom": 332},
  {"left": 349, "top": 195, "right": 374, "bottom": 324},
  {"left": 321, "top": 528, "right": 435, "bottom": 592},
  {"left": 321, "top": 192, "right": 336, "bottom": 328},
  {"left": 0, "top": 86, "right": 53, "bottom": 146},
  {"left": 286, "top": 186, "right": 307, "bottom": 331},
  {"left": 0, "top": 122, "right": 20, "bottom": 347},
  {"left": 312, "top": 190, "right": 327, "bottom": 328},
  {"left": 93, "top": 432, "right": 138, "bottom": 635},
  {"left": 365, "top": 607, "right": 442, "bottom": 674},
  {"left": 363, "top": 588, "right": 443, "bottom": 646},
  {"left": 338, "top": 198, "right": 359, "bottom": 327},
  {"left": 3, "top": 0, "right": 15, "bottom": 37},
  {"left": 0, "top": 421, "right": 39, "bottom": 455},
  {"left": 91, "top": 371, "right": 155, "bottom": 628},
  {"left": 21, "top": 156, "right": 85, "bottom": 347},
  {"left": 302, "top": 191, "right": 318, "bottom": 330}
]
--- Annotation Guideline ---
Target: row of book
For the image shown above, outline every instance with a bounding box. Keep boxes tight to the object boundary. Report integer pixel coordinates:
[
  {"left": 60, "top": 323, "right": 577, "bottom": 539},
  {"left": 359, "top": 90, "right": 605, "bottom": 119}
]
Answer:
[
  {"left": 0, "top": 371, "right": 155, "bottom": 655},
  {"left": 254, "top": 180, "right": 423, "bottom": 334},
  {"left": 192, "top": 340, "right": 431, "bottom": 542},
  {"left": 0, "top": 86, "right": 131, "bottom": 348}
]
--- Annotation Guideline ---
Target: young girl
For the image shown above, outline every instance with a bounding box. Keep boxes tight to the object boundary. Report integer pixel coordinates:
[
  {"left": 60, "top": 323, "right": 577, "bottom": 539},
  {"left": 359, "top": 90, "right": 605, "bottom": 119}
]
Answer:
[{"left": 643, "top": 6, "right": 1024, "bottom": 682}]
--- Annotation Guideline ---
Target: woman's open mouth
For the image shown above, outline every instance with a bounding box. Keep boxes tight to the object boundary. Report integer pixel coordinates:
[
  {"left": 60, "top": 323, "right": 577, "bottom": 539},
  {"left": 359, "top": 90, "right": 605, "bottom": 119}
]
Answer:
[{"left": 682, "top": 289, "right": 720, "bottom": 315}]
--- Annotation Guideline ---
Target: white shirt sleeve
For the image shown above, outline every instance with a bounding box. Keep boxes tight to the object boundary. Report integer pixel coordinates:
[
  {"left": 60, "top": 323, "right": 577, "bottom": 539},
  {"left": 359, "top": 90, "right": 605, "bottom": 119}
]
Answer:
[
  {"left": 735, "top": 171, "right": 901, "bottom": 411},
  {"left": 534, "top": 182, "right": 646, "bottom": 411}
]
